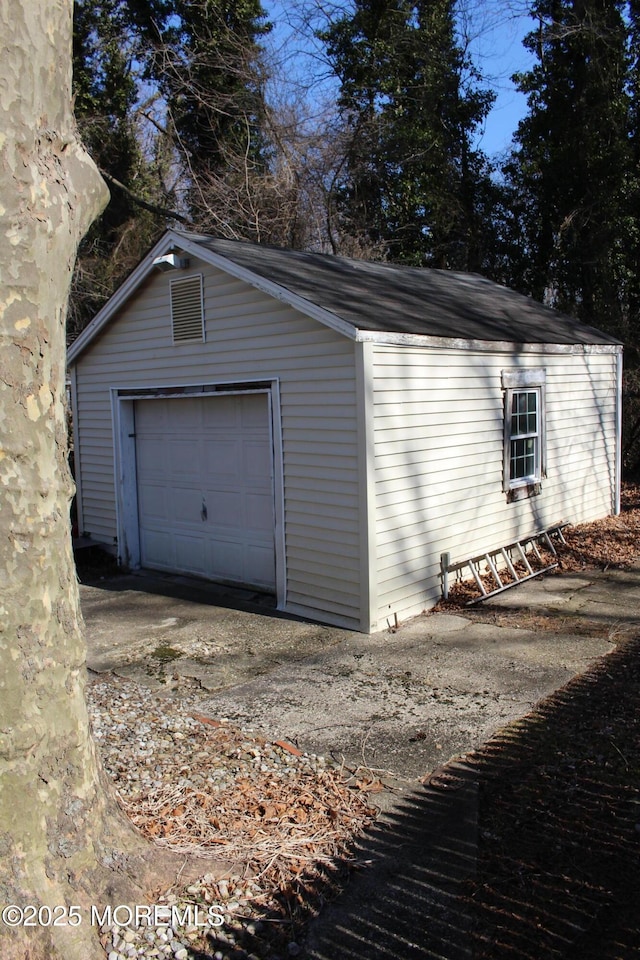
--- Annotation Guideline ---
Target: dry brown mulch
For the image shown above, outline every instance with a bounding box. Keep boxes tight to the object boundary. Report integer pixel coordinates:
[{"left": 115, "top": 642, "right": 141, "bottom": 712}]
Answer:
[
  {"left": 121, "top": 720, "right": 376, "bottom": 886},
  {"left": 555, "top": 483, "right": 640, "bottom": 572}
]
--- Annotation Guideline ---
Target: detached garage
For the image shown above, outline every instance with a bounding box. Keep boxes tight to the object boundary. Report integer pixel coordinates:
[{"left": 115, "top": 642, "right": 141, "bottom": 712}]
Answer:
[{"left": 68, "top": 229, "right": 622, "bottom": 632}]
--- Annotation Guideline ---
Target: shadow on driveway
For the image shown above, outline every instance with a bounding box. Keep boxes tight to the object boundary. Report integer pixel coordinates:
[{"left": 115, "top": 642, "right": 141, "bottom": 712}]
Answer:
[{"left": 304, "top": 636, "right": 640, "bottom": 959}]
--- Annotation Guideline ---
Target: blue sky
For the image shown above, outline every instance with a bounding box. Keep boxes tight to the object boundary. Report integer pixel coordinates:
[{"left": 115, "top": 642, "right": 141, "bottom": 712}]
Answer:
[
  {"left": 463, "top": 3, "right": 537, "bottom": 156},
  {"left": 263, "top": 1, "right": 537, "bottom": 159}
]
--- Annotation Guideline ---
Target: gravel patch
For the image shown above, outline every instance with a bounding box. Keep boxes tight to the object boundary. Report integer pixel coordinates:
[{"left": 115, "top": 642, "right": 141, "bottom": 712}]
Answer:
[{"left": 87, "top": 675, "right": 377, "bottom": 960}]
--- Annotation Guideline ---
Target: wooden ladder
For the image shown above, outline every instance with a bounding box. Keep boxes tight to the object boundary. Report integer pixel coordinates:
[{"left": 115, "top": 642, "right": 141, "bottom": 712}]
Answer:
[{"left": 441, "top": 524, "right": 568, "bottom": 605}]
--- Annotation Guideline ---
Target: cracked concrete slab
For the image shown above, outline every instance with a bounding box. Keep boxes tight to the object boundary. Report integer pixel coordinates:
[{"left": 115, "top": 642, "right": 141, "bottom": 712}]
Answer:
[{"left": 79, "top": 563, "right": 640, "bottom": 806}]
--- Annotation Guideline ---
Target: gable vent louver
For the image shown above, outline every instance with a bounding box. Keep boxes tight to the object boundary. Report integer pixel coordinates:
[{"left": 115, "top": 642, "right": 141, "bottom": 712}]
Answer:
[{"left": 171, "top": 275, "right": 204, "bottom": 343}]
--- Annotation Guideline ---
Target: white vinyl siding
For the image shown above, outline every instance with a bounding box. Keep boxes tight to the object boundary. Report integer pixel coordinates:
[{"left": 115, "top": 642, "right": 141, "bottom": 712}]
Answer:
[
  {"left": 371, "top": 344, "right": 619, "bottom": 627},
  {"left": 72, "top": 263, "right": 361, "bottom": 629}
]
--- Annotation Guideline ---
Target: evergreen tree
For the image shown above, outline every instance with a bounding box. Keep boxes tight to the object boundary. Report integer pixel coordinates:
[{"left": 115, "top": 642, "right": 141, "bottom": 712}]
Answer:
[
  {"left": 71, "top": 0, "right": 174, "bottom": 336},
  {"left": 159, "top": 0, "right": 271, "bottom": 225},
  {"left": 626, "top": 0, "right": 640, "bottom": 349},
  {"left": 70, "top": 0, "right": 272, "bottom": 332},
  {"left": 321, "top": 0, "right": 495, "bottom": 268},
  {"left": 504, "top": 0, "right": 631, "bottom": 332},
  {"left": 619, "top": 0, "right": 640, "bottom": 472},
  {"left": 503, "top": 0, "right": 640, "bottom": 474}
]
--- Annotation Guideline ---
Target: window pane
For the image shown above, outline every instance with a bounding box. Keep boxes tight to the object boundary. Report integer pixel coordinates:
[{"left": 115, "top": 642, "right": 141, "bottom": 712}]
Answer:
[
  {"left": 511, "top": 391, "right": 538, "bottom": 437},
  {"left": 510, "top": 392, "right": 523, "bottom": 433},
  {"left": 511, "top": 437, "right": 536, "bottom": 479},
  {"left": 525, "top": 392, "right": 537, "bottom": 433}
]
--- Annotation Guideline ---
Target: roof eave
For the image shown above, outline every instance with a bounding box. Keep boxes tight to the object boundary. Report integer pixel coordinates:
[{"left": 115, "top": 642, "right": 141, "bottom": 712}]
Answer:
[
  {"left": 67, "top": 229, "right": 623, "bottom": 364},
  {"left": 355, "top": 328, "right": 622, "bottom": 353}
]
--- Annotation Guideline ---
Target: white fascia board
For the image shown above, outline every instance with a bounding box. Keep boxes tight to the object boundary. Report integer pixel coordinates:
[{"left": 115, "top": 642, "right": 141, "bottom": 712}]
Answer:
[
  {"left": 172, "top": 234, "right": 358, "bottom": 341},
  {"left": 355, "top": 329, "right": 622, "bottom": 355},
  {"left": 67, "top": 231, "right": 183, "bottom": 364}
]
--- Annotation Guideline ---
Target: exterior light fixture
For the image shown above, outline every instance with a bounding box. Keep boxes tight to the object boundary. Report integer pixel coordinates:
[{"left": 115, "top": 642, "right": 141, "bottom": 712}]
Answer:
[{"left": 153, "top": 253, "right": 190, "bottom": 271}]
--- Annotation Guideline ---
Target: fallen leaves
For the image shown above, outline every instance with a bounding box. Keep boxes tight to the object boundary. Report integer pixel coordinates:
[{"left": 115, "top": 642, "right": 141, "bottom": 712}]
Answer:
[
  {"left": 116, "top": 719, "right": 376, "bottom": 893},
  {"left": 274, "top": 739, "right": 303, "bottom": 757},
  {"left": 353, "top": 776, "right": 385, "bottom": 793}
]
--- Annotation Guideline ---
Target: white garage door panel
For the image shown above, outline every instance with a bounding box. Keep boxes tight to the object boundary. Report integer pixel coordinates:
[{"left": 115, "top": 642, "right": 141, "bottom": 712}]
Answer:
[
  {"left": 205, "top": 490, "right": 241, "bottom": 527},
  {"left": 211, "top": 540, "right": 243, "bottom": 580},
  {"left": 135, "top": 395, "right": 275, "bottom": 590},
  {"left": 172, "top": 440, "right": 202, "bottom": 478},
  {"left": 138, "top": 484, "right": 167, "bottom": 521},
  {"left": 203, "top": 440, "right": 240, "bottom": 480},
  {"left": 246, "top": 492, "right": 273, "bottom": 530},
  {"left": 175, "top": 535, "right": 206, "bottom": 574},
  {"left": 173, "top": 487, "right": 204, "bottom": 524},
  {"left": 141, "top": 529, "right": 172, "bottom": 567},
  {"left": 244, "top": 440, "right": 271, "bottom": 477}
]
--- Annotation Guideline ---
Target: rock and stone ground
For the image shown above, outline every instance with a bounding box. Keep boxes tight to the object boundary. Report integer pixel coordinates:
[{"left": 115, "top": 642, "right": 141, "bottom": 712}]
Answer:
[{"left": 87, "top": 677, "right": 375, "bottom": 960}]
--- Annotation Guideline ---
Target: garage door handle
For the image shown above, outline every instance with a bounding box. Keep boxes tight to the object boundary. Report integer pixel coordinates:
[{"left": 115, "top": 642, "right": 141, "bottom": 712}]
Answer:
[{"left": 201, "top": 499, "right": 208, "bottom": 521}]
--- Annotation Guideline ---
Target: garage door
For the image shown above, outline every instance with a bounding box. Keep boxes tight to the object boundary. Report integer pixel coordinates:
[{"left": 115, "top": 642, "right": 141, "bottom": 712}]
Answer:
[{"left": 135, "top": 394, "right": 275, "bottom": 590}]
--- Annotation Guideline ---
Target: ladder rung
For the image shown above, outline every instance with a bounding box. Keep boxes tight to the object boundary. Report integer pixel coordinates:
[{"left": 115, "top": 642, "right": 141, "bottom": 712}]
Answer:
[
  {"left": 501, "top": 547, "right": 518, "bottom": 581},
  {"left": 515, "top": 541, "right": 533, "bottom": 575},
  {"left": 470, "top": 561, "right": 488, "bottom": 596},
  {"left": 484, "top": 553, "right": 503, "bottom": 589}
]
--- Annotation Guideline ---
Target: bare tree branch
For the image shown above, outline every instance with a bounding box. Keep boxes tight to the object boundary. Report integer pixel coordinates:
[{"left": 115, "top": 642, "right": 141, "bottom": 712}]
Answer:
[{"left": 99, "top": 168, "right": 193, "bottom": 225}]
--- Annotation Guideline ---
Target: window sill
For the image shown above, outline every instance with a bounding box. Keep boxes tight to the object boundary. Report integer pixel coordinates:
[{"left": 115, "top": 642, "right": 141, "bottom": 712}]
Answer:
[{"left": 507, "top": 481, "right": 542, "bottom": 503}]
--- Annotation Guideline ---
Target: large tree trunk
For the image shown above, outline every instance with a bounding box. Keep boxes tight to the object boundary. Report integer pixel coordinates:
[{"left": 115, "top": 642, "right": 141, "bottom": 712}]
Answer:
[{"left": 0, "top": 3, "right": 170, "bottom": 958}]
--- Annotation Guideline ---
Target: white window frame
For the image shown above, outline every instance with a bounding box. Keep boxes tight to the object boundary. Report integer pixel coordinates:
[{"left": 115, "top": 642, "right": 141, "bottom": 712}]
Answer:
[{"left": 502, "top": 368, "right": 546, "bottom": 496}]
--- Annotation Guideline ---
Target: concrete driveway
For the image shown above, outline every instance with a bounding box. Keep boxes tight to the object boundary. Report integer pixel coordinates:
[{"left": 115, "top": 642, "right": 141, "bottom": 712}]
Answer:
[{"left": 80, "top": 561, "right": 640, "bottom": 799}]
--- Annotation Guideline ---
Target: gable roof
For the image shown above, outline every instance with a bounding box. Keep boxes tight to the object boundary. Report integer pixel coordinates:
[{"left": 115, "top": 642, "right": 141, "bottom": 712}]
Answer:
[
  {"left": 193, "top": 235, "right": 620, "bottom": 346},
  {"left": 68, "top": 229, "right": 621, "bottom": 363}
]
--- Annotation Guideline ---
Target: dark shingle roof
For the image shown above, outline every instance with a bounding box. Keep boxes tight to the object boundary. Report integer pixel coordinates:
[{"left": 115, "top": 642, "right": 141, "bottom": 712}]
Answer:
[{"left": 191, "top": 234, "right": 619, "bottom": 346}]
